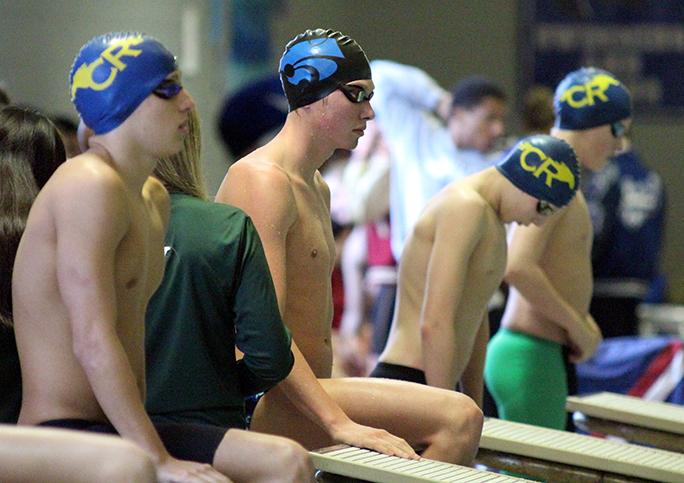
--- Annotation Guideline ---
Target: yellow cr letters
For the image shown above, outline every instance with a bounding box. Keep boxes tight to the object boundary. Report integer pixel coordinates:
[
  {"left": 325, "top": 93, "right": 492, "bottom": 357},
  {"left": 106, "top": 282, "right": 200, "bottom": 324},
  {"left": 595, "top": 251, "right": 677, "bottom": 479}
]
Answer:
[
  {"left": 518, "top": 141, "right": 576, "bottom": 190},
  {"left": 70, "top": 36, "right": 144, "bottom": 99}
]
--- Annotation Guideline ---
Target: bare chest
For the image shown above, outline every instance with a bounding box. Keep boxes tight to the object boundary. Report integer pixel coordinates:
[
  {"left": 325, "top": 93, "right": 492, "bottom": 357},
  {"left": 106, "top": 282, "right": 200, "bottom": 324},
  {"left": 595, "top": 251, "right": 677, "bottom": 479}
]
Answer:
[
  {"left": 115, "top": 198, "right": 166, "bottom": 303},
  {"left": 470, "top": 221, "right": 507, "bottom": 291},
  {"left": 545, "top": 200, "right": 593, "bottom": 266},
  {"left": 287, "top": 185, "right": 336, "bottom": 276}
]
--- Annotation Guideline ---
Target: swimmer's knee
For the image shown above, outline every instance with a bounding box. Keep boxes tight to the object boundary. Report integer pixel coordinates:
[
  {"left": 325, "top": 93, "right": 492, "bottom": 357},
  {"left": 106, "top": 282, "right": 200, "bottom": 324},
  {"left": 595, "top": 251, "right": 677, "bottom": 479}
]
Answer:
[
  {"left": 442, "top": 392, "right": 483, "bottom": 430},
  {"left": 421, "top": 392, "right": 482, "bottom": 465},
  {"left": 438, "top": 393, "right": 483, "bottom": 454},
  {"left": 99, "top": 443, "right": 156, "bottom": 482},
  {"left": 265, "top": 436, "right": 314, "bottom": 482}
]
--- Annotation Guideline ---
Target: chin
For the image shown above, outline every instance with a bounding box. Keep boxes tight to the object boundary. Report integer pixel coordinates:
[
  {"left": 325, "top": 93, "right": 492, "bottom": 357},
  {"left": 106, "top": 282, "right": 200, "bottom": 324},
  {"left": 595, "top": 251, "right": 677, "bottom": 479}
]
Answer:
[
  {"left": 585, "top": 156, "right": 609, "bottom": 172},
  {"left": 158, "top": 143, "right": 183, "bottom": 159},
  {"left": 343, "top": 138, "right": 360, "bottom": 150}
]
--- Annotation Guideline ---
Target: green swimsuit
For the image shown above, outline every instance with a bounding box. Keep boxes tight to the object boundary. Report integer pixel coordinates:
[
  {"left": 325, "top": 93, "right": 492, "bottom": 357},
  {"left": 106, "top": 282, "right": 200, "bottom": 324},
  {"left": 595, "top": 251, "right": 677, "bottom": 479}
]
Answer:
[{"left": 485, "top": 328, "right": 567, "bottom": 430}]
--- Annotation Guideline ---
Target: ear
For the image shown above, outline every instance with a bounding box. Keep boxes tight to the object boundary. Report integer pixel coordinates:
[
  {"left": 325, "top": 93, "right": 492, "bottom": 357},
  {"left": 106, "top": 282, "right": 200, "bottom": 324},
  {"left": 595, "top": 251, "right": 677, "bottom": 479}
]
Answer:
[{"left": 77, "top": 118, "right": 94, "bottom": 151}]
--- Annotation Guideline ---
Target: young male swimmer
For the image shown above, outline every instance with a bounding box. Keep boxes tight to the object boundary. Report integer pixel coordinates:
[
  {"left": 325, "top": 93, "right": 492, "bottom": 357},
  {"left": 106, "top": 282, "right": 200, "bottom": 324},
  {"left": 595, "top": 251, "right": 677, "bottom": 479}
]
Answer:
[
  {"left": 217, "top": 28, "right": 483, "bottom": 465},
  {"left": 486, "top": 68, "right": 631, "bottom": 429},
  {"left": 371, "top": 134, "right": 581, "bottom": 411}
]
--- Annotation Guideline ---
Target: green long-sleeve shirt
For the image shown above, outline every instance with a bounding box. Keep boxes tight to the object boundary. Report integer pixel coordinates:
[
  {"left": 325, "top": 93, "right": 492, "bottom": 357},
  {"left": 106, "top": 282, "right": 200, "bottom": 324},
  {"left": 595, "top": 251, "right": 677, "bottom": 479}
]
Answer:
[{"left": 145, "top": 193, "right": 293, "bottom": 429}]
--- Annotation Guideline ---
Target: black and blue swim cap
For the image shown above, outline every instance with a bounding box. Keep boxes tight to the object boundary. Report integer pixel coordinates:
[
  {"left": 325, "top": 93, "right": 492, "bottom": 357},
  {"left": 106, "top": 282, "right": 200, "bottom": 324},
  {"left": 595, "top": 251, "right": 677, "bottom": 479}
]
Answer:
[
  {"left": 497, "top": 134, "right": 580, "bottom": 208},
  {"left": 70, "top": 32, "right": 177, "bottom": 134},
  {"left": 554, "top": 67, "right": 632, "bottom": 130},
  {"left": 279, "top": 28, "right": 371, "bottom": 111}
]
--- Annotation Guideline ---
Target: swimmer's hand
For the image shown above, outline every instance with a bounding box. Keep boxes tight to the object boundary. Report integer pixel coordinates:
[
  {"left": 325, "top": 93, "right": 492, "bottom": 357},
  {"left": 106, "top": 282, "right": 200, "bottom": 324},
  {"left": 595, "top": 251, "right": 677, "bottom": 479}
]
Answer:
[
  {"left": 568, "top": 314, "right": 603, "bottom": 363},
  {"left": 329, "top": 418, "right": 420, "bottom": 460},
  {"left": 157, "top": 456, "right": 232, "bottom": 483}
]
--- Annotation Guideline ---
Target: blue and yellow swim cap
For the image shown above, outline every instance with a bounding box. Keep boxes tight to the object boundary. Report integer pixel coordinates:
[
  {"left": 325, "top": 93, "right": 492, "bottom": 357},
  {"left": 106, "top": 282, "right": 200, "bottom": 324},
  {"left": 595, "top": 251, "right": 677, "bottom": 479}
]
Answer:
[
  {"left": 554, "top": 67, "right": 632, "bottom": 130},
  {"left": 279, "top": 28, "right": 371, "bottom": 111},
  {"left": 69, "top": 32, "right": 177, "bottom": 134},
  {"left": 497, "top": 134, "right": 580, "bottom": 207}
]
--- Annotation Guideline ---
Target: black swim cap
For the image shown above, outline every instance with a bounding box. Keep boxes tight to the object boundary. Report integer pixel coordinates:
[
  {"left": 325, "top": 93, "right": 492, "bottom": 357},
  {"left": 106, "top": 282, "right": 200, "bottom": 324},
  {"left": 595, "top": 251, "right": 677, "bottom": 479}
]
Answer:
[{"left": 279, "top": 29, "right": 371, "bottom": 111}]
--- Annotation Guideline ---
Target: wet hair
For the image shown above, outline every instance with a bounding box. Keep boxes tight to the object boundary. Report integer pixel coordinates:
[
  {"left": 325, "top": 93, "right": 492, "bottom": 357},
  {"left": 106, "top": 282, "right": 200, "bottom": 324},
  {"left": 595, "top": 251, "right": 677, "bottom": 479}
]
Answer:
[
  {"left": 153, "top": 109, "right": 206, "bottom": 200},
  {"left": 450, "top": 75, "right": 506, "bottom": 111},
  {"left": 0, "top": 106, "right": 66, "bottom": 327}
]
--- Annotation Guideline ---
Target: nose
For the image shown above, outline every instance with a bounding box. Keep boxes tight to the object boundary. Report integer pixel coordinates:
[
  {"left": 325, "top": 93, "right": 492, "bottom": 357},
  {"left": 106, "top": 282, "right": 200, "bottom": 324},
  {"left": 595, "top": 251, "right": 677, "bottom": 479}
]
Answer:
[
  {"left": 532, "top": 214, "right": 548, "bottom": 227},
  {"left": 177, "top": 88, "right": 195, "bottom": 112},
  {"left": 363, "top": 101, "right": 375, "bottom": 120}
]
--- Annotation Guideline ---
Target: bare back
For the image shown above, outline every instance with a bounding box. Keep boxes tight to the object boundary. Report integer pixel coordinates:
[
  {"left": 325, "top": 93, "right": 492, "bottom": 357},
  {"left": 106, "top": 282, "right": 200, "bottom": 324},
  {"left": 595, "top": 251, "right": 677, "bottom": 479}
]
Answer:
[
  {"left": 216, "top": 148, "right": 336, "bottom": 377},
  {"left": 502, "top": 192, "right": 593, "bottom": 343},
  {"left": 381, "top": 178, "right": 507, "bottom": 377},
  {"left": 13, "top": 155, "right": 168, "bottom": 424}
]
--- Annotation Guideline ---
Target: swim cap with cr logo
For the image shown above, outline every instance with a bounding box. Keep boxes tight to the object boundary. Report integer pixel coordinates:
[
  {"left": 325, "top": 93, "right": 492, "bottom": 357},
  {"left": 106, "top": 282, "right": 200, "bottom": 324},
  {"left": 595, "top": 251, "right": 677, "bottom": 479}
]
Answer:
[
  {"left": 554, "top": 67, "right": 632, "bottom": 130},
  {"left": 497, "top": 134, "right": 580, "bottom": 208},
  {"left": 70, "top": 32, "right": 177, "bottom": 135}
]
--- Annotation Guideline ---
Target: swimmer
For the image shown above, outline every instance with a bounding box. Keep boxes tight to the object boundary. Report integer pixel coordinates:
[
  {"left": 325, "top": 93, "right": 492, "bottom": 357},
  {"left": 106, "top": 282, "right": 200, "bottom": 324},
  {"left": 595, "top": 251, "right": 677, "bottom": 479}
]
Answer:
[
  {"left": 217, "top": 28, "right": 483, "bottom": 465},
  {"left": 13, "top": 32, "right": 307, "bottom": 483},
  {"left": 486, "top": 68, "right": 631, "bottom": 429},
  {"left": 372, "top": 134, "right": 580, "bottom": 410}
]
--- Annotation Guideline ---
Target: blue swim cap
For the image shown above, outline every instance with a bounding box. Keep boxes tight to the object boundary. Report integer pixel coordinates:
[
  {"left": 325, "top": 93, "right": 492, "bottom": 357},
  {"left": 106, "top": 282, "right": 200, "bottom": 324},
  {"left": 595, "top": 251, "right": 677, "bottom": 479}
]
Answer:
[
  {"left": 70, "top": 32, "right": 177, "bottom": 134},
  {"left": 554, "top": 67, "right": 632, "bottom": 130},
  {"left": 279, "top": 29, "right": 371, "bottom": 111},
  {"left": 497, "top": 134, "right": 580, "bottom": 207}
]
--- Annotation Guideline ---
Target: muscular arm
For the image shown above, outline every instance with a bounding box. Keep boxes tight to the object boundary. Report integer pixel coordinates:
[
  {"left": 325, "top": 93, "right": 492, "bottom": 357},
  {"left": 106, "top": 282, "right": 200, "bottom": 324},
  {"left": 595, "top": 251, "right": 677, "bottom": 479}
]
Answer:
[
  {"left": 56, "top": 166, "right": 229, "bottom": 482},
  {"left": 233, "top": 216, "right": 294, "bottom": 396},
  {"left": 55, "top": 170, "right": 167, "bottom": 461},
  {"left": 459, "top": 314, "right": 488, "bottom": 408},
  {"left": 218, "top": 162, "right": 417, "bottom": 459},
  {"left": 505, "top": 209, "right": 600, "bottom": 360},
  {"left": 421, "top": 199, "right": 484, "bottom": 391}
]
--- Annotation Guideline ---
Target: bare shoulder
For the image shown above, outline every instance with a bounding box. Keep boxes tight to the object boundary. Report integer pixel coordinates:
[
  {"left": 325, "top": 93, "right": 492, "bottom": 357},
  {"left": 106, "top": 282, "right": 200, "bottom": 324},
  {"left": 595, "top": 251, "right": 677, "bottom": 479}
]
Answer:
[
  {"left": 47, "top": 153, "right": 130, "bottom": 230},
  {"left": 221, "top": 153, "right": 294, "bottom": 204},
  {"left": 142, "top": 176, "right": 170, "bottom": 217},
  {"left": 51, "top": 153, "right": 127, "bottom": 195},
  {"left": 219, "top": 152, "right": 297, "bottom": 228},
  {"left": 437, "top": 184, "right": 489, "bottom": 223},
  {"left": 313, "top": 170, "right": 330, "bottom": 197},
  {"left": 547, "top": 191, "right": 589, "bottom": 235},
  {"left": 227, "top": 153, "right": 292, "bottom": 190},
  {"left": 143, "top": 176, "right": 168, "bottom": 202}
]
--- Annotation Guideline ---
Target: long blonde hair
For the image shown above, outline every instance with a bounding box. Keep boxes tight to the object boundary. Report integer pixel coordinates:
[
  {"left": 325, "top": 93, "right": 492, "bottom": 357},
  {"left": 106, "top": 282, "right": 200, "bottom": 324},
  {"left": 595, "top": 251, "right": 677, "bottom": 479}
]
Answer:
[{"left": 153, "top": 109, "right": 207, "bottom": 200}]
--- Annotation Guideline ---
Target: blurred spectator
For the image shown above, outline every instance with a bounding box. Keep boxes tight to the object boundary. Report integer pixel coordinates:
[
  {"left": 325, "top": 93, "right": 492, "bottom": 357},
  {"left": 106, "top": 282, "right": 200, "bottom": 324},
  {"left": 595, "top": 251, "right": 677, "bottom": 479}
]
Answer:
[
  {"left": 370, "top": 60, "right": 507, "bottom": 260},
  {"left": 337, "top": 122, "right": 396, "bottom": 375},
  {"left": 583, "top": 136, "right": 667, "bottom": 338},
  {"left": 216, "top": 74, "right": 287, "bottom": 161},
  {"left": 521, "top": 85, "right": 555, "bottom": 135},
  {"left": 1, "top": 106, "right": 67, "bottom": 423}
]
